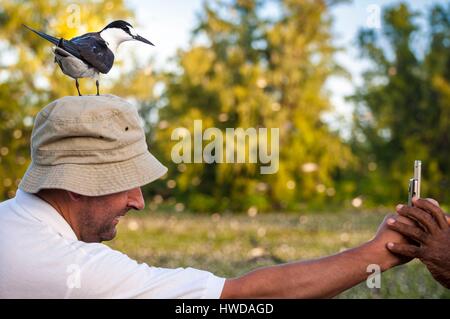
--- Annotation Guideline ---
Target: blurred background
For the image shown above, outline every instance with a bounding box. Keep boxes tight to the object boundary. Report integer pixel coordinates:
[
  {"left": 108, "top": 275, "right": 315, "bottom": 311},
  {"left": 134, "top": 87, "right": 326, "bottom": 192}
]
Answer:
[{"left": 0, "top": 0, "right": 449, "bottom": 297}]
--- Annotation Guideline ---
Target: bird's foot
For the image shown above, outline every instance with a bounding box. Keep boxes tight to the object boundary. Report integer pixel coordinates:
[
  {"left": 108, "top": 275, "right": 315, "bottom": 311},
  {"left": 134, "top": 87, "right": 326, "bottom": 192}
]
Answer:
[
  {"left": 75, "top": 79, "right": 82, "bottom": 96},
  {"left": 96, "top": 80, "right": 100, "bottom": 96}
]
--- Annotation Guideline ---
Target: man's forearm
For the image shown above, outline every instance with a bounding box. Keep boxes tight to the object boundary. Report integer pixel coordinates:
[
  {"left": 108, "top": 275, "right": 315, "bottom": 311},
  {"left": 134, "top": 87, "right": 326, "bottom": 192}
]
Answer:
[{"left": 221, "top": 240, "right": 394, "bottom": 299}]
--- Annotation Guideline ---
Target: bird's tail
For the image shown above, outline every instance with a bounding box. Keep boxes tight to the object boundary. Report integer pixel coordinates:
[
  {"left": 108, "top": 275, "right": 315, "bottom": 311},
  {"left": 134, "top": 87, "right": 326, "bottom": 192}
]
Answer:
[{"left": 23, "top": 24, "right": 60, "bottom": 46}]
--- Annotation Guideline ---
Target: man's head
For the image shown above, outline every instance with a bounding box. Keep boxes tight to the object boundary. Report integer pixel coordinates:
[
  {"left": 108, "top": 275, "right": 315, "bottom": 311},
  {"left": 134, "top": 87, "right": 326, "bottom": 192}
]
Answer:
[{"left": 20, "top": 95, "right": 167, "bottom": 242}]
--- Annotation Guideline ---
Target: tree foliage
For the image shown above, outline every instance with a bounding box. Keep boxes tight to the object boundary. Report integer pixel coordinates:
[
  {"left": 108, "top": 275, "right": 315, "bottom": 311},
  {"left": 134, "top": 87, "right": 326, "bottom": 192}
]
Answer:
[
  {"left": 352, "top": 3, "right": 450, "bottom": 204},
  {"left": 150, "top": 0, "right": 353, "bottom": 212}
]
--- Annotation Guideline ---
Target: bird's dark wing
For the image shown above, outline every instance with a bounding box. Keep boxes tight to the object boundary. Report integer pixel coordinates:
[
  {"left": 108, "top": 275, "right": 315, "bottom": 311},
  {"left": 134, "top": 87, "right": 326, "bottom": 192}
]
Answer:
[
  {"left": 69, "top": 34, "right": 114, "bottom": 74},
  {"left": 23, "top": 24, "right": 84, "bottom": 61},
  {"left": 24, "top": 25, "right": 113, "bottom": 73}
]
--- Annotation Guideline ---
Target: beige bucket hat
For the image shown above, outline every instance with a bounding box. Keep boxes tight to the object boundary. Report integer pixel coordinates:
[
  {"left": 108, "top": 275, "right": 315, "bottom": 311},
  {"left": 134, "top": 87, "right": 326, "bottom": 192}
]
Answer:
[{"left": 19, "top": 94, "right": 167, "bottom": 196}]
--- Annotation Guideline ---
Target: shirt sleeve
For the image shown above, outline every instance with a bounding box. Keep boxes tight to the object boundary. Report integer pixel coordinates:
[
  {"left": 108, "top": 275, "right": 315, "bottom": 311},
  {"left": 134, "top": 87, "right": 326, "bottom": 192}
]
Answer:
[{"left": 65, "top": 243, "right": 226, "bottom": 299}]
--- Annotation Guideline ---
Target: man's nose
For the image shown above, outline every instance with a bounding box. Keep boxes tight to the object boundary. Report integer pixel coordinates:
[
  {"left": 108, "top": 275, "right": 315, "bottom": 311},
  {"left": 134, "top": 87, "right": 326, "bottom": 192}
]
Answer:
[{"left": 127, "top": 187, "right": 145, "bottom": 211}]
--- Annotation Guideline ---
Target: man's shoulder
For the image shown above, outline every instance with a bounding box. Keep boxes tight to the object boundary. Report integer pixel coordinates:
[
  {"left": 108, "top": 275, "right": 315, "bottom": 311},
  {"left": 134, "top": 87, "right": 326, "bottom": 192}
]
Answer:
[
  {"left": 0, "top": 196, "right": 29, "bottom": 232},
  {"left": 0, "top": 197, "right": 14, "bottom": 216}
]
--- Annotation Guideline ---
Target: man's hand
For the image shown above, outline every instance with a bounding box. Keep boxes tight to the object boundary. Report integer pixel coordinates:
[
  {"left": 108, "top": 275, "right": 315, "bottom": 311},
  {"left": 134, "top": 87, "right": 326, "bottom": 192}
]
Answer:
[
  {"left": 386, "top": 198, "right": 450, "bottom": 289},
  {"left": 369, "top": 214, "right": 416, "bottom": 269}
]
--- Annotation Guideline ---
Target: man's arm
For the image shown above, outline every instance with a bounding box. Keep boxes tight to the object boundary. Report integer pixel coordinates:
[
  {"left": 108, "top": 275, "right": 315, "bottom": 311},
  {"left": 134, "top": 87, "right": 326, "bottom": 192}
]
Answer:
[
  {"left": 386, "top": 198, "right": 450, "bottom": 289},
  {"left": 221, "top": 214, "right": 410, "bottom": 298}
]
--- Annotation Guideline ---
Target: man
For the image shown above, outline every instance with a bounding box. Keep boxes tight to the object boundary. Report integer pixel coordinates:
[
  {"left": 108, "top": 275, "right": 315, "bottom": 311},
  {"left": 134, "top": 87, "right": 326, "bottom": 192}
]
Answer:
[
  {"left": 0, "top": 95, "right": 430, "bottom": 298},
  {"left": 387, "top": 198, "right": 450, "bottom": 289}
]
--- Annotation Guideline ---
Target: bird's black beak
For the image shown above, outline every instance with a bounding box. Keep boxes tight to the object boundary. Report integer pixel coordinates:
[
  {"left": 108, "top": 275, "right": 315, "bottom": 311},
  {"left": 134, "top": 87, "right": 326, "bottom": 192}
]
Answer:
[{"left": 134, "top": 34, "right": 154, "bottom": 46}]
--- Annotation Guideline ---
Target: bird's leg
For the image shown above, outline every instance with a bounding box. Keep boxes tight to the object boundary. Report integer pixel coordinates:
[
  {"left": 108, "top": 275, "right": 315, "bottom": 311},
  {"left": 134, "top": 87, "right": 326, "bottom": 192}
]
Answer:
[
  {"left": 96, "top": 80, "right": 100, "bottom": 96},
  {"left": 75, "top": 79, "right": 82, "bottom": 96}
]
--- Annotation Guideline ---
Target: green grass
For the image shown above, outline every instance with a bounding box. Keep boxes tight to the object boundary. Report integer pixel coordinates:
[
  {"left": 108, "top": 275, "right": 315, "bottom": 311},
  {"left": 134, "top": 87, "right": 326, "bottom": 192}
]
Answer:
[{"left": 107, "top": 210, "right": 450, "bottom": 298}]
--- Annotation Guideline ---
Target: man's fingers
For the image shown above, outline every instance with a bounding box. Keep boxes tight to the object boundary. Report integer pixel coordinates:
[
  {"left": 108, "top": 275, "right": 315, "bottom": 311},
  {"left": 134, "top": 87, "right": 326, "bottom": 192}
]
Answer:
[
  {"left": 387, "top": 219, "right": 429, "bottom": 244},
  {"left": 424, "top": 198, "right": 439, "bottom": 207},
  {"left": 412, "top": 198, "right": 448, "bottom": 229},
  {"left": 386, "top": 242, "right": 421, "bottom": 258},
  {"left": 396, "top": 204, "right": 439, "bottom": 235}
]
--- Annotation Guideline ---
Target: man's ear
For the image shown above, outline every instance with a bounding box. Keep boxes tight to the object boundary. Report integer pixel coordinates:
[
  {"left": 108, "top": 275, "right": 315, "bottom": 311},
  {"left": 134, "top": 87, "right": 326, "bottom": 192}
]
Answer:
[{"left": 66, "top": 191, "right": 84, "bottom": 202}]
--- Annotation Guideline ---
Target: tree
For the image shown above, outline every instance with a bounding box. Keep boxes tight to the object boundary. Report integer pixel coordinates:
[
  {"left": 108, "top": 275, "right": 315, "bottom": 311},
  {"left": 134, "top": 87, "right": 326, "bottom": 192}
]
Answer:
[
  {"left": 150, "top": 0, "right": 352, "bottom": 212},
  {"left": 352, "top": 3, "right": 450, "bottom": 204}
]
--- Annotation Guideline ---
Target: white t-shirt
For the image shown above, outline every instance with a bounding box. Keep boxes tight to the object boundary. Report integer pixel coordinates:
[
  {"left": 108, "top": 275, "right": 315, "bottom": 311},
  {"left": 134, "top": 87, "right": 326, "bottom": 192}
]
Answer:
[{"left": 0, "top": 190, "right": 225, "bottom": 299}]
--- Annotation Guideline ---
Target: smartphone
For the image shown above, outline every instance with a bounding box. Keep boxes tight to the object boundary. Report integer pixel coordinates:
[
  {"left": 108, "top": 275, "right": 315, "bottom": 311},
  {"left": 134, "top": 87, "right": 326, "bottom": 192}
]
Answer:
[{"left": 408, "top": 160, "right": 421, "bottom": 206}]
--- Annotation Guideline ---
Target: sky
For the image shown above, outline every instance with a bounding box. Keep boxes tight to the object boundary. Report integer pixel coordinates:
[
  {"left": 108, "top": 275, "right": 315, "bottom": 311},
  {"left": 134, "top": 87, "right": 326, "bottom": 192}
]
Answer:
[{"left": 125, "top": 0, "right": 447, "bottom": 137}]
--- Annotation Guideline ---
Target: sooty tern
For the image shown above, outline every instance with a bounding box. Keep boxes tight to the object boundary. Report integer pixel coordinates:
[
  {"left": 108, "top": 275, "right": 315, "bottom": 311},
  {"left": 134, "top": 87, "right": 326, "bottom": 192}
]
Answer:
[{"left": 24, "top": 20, "right": 154, "bottom": 96}]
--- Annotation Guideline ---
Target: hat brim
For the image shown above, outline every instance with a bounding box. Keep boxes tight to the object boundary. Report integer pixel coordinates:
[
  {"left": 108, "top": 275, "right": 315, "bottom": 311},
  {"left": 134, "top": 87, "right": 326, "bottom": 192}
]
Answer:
[{"left": 19, "top": 152, "right": 168, "bottom": 196}]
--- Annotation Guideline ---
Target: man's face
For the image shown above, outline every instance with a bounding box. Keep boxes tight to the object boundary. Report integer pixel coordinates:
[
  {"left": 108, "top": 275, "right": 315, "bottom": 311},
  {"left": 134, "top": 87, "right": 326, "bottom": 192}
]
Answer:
[{"left": 76, "top": 187, "right": 145, "bottom": 243}]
